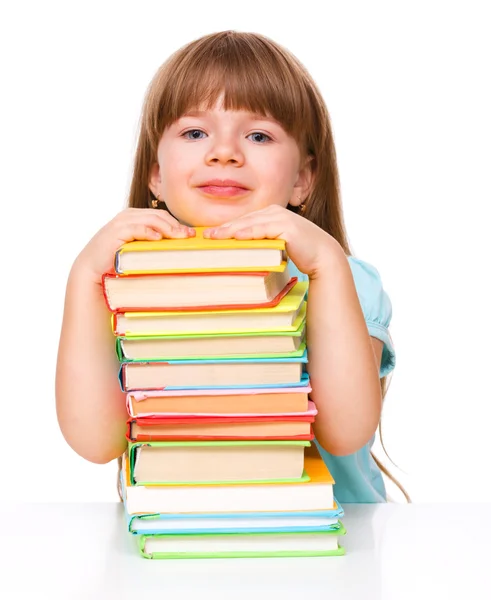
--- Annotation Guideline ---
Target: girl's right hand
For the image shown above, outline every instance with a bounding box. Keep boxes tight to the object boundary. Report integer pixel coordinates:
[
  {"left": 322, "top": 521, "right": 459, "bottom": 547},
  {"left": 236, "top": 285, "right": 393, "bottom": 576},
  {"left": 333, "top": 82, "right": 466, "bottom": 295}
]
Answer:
[{"left": 72, "top": 208, "right": 195, "bottom": 284}]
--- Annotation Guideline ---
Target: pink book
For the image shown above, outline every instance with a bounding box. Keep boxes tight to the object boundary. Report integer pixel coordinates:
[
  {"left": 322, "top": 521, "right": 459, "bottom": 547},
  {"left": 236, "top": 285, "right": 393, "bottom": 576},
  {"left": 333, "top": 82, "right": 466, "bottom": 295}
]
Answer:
[{"left": 126, "top": 385, "right": 312, "bottom": 419}]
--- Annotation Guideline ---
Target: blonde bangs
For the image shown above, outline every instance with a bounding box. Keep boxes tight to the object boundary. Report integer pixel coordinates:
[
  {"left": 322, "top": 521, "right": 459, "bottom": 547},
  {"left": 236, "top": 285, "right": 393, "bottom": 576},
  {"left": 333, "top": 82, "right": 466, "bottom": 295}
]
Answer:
[{"left": 143, "top": 32, "right": 315, "bottom": 153}]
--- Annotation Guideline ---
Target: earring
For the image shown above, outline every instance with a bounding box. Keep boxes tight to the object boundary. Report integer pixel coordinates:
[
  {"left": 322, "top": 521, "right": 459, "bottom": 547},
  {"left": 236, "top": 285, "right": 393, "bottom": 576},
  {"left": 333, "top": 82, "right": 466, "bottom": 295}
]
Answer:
[{"left": 150, "top": 193, "right": 160, "bottom": 209}]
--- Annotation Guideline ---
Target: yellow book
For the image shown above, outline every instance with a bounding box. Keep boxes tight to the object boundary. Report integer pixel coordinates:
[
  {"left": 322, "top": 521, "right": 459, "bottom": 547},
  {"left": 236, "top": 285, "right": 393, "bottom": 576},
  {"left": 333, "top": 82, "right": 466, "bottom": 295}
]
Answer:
[
  {"left": 122, "top": 442, "right": 335, "bottom": 515},
  {"left": 112, "top": 282, "right": 308, "bottom": 336},
  {"left": 115, "top": 226, "right": 287, "bottom": 274}
]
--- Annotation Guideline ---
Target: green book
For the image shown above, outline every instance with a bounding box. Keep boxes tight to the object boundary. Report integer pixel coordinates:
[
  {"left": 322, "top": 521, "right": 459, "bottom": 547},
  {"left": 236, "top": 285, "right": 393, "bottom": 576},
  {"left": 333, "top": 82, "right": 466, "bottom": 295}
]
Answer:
[
  {"left": 116, "top": 338, "right": 307, "bottom": 363},
  {"left": 129, "top": 440, "right": 311, "bottom": 486},
  {"left": 138, "top": 524, "right": 347, "bottom": 559}
]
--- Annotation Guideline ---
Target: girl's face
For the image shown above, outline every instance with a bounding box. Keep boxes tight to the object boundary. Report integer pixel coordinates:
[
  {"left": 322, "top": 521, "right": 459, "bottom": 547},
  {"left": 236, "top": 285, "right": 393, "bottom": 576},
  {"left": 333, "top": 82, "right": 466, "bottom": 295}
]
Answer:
[{"left": 148, "top": 98, "right": 312, "bottom": 227}]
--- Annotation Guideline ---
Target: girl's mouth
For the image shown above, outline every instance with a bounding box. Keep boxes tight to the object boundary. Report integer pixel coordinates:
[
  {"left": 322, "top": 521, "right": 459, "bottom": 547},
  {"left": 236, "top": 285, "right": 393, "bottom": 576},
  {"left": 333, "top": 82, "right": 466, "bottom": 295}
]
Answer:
[{"left": 197, "top": 185, "right": 250, "bottom": 197}]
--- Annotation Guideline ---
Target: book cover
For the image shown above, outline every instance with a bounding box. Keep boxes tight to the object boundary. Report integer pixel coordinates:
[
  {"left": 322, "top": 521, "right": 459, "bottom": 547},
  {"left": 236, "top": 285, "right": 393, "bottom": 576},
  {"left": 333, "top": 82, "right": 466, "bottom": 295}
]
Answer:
[
  {"left": 117, "top": 341, "right": 307, "bottom": 363},
  {"left": 101, "top": 269, "right": 296, "bottom": 313},
  {"left": 124, "top": 494, "right": 344, "bottom": 535},
  {"left": 115, "top": 227, "right": 288, "bottom": 274},
  {"left": 111, "top": 281, "right": 307, "bottom": 336},
  {"left": 120, "top": 370, "right": 310, "bottom": 393},
  {"left": 128, "top": 397, "right": 317, "bottom": 418},
  {"left": 125, "top": 400, "right": 317, "bottom": 441},
  {"left": 126, "top": 424, "right": 314, "bottom": 442},
  {"left": 118, "top": 351, "right": 308, "bottom": 392},
  {"left": 128, "top": 440, "right": 311, "bottom": 486},
  {"left": 115, "top": 327, "right": 306, "bottom": 362},
  {"left": 126, "top": 384, "right": 312, "bottom": 418},
  {"left": 137, "top": 526, "right": 346, "bottom": 559},
  {"left": 121, "top": 442, "right": 335, "bottom": 514}
]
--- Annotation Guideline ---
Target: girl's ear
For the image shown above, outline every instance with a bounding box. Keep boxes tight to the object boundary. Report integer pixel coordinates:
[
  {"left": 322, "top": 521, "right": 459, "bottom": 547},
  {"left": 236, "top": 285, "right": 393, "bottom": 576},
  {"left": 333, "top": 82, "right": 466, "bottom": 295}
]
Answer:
[
  {"left": 290, "top": 155, "right": 314, "bottom": 206},
  {"left": 148, "top": 161, "right": 162, "bottom": 198}
]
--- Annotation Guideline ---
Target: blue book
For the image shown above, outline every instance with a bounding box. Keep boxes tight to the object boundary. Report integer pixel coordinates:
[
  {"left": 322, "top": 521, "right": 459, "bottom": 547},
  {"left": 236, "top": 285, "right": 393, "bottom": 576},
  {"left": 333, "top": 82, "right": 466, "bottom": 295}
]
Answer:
[
  {"left": 121, "top": 469, "right": 344, "bottom": 535},
  {"left": 118, "top": 351, "right": 309, "bottom": 392}
]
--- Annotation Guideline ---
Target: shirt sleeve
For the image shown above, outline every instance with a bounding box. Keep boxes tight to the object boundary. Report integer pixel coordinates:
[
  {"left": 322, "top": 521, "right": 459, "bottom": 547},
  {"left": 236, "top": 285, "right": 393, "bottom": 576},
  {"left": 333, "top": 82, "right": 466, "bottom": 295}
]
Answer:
[{"left": 347, "top": 256, "right": 396, "bottom": 378}]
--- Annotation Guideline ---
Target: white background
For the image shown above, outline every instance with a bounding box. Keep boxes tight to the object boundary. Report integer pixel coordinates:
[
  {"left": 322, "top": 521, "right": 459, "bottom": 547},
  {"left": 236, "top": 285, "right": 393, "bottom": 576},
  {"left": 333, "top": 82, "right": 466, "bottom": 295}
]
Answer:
[{"left": 0, "top": 1, "right": 489, "bottom": 503}]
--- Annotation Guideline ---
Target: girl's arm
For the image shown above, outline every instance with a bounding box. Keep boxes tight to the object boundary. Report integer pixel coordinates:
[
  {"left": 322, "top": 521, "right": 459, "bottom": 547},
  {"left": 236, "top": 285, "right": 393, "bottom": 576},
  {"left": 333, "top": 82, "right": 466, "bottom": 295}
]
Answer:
[
  {"left": 202, "top": 205, "right": 384, "bottom": 457},
  {"left": 306, "top": 249, "right": 383, "bottom": 456},
  {"left": 55, "top": 208, "right": 194, "bottom": 464},
  {"left": 55, "top": 261, "right": 128, "bottom": 464}
]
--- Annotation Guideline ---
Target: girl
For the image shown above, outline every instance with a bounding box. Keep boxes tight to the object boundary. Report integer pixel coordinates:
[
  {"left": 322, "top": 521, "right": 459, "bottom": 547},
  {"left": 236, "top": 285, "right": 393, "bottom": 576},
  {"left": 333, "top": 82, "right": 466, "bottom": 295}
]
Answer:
[{"left": 56, "top": 30, "right": 409, "bottom": 503}]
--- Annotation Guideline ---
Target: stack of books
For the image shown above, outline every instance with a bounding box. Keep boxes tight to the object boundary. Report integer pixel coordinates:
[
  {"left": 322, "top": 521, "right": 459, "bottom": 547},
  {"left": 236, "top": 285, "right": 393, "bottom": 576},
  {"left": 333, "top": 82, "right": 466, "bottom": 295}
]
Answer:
[{"left": 102, "top": 227, "right": 346, "bottom": 559}]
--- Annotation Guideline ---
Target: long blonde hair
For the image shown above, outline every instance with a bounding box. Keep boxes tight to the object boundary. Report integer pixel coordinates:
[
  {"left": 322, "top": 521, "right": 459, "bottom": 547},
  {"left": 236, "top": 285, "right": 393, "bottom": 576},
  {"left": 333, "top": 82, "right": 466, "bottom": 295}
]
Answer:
[{"left": 120, "top": 30, "right": 410, "bottom": 502}]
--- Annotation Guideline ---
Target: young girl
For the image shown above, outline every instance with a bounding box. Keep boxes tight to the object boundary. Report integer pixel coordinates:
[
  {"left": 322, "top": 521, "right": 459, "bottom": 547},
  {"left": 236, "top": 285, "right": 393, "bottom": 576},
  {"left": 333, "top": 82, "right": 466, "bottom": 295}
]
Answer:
[{"left": 56, "top": 30, "right": 409, "bottom": 503}]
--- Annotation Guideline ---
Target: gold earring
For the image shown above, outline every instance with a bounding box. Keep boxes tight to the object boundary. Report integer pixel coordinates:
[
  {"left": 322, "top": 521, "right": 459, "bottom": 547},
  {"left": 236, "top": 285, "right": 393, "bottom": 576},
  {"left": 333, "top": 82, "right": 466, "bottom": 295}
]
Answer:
[{"left": 151, "top": 193, "right": 160, "bottom": 209}]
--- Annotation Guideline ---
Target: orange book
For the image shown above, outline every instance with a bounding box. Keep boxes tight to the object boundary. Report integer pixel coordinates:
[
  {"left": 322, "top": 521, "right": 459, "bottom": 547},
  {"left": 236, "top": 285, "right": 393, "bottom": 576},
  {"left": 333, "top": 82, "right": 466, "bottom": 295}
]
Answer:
[
  {"left": 126, "top": 400, "right": 318, "bottom": 441},
  {"left": 122, "top": 442, "right": 335, "bottom": 515}
]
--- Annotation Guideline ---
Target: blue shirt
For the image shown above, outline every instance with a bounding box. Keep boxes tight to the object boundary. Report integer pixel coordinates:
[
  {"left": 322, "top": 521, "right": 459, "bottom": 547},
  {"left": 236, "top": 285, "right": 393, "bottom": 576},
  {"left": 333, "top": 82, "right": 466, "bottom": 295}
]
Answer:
[{"left": 287, "top": 257, "right": 396, "bottom": 503}]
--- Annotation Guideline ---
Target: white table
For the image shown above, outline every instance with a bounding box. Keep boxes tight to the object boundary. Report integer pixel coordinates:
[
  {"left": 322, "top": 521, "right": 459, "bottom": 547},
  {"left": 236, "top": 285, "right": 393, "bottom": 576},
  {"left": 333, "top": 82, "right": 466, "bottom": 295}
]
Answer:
[{"left": 0, "top": 502, "right": 489, "bottom": 599}]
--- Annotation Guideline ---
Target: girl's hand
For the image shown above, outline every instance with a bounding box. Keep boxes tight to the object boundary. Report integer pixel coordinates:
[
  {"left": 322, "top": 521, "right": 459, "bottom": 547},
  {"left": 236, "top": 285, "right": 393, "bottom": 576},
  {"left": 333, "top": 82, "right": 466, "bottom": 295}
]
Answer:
[
  {"left": 203, "top": 205, "right": 344, "bottom": 278},
  {"left": 73, "top": 208, "right": 195, "bottom": 284}
]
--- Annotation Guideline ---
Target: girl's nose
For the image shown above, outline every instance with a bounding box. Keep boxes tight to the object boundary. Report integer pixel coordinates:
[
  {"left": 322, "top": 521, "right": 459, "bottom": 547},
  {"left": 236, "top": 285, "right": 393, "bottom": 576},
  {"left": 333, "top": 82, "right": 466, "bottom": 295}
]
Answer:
[{"left": 205, "top": 137, "right": 245, "bottom": 166}]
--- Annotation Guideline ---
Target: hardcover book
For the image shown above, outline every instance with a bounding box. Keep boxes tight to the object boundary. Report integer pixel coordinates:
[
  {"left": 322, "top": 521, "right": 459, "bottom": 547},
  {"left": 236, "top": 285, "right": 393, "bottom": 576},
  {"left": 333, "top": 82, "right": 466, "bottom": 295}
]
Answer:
[
  {"left": 112, "top": 282, "right": 307, "bottom": 337},
  {"left": 121, "top": 442, "right": 335, "bottom": 514},
  {"left": 114, "top": 227, "right": 288, "bottom": 274},
  {"left": 102, "top": 269, "right": 295, "bottom": 312}
]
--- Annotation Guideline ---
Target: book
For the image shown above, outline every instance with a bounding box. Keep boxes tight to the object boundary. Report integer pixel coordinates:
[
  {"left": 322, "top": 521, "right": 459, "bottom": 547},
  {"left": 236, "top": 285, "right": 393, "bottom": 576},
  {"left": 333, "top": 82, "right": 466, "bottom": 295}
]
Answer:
[
  {"left": 122, "top": 443, "right": 335, "bottom": 514},
  {"left": 112, "top": 281, "right": 307, "bottom": 337},
  {"left": 129, "top": 440, "right": 310, "bottom": 485},
  {"left": 130, "top": 514, "right": 343, "bottom": 535},
  {"left": 116, "top": 326, "right": 306, "bottom": 361},
  {"left": 127, "top": 419, "right": 314, "bottom": 442},
  {"left": 137, "top": 527, "right": 346, "bottom": 559},
  {"left": 102, "top": 269, "right": 295, "bottom": 312},
  {"left": 114, "top": 227, "right": 287, "bottom": 274},
  {"left": 118, "top": 352, "right": 308, "bottom": 392},
  {"left": 126, "top": 385, "right": 312, "bottom": 418},
  {"left": 125, "top": 400, "right": 318, "bottom": 441},
  {"left": 125, "top": 502, "right": 344, "bottom": 535}
]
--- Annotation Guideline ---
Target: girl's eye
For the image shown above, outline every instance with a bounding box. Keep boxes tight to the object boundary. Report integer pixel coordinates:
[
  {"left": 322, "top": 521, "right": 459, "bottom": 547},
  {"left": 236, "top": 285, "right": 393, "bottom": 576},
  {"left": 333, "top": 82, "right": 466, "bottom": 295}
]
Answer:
[
  {"left": 183, "top": 129, "right": 207, "bottom": 140},
  {"left": 248, "top": 132, "right": 272, "bottom": 144},
  {"left": 181, "top": 129, "right": 272, "bottom": 143}
]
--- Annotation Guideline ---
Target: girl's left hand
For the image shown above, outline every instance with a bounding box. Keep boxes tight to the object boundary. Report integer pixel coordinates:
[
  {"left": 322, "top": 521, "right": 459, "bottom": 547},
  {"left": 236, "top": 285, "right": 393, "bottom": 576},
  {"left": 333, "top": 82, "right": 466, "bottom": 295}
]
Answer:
[{"left": 203, "top": 205, "right": 345, "bottom": 278}]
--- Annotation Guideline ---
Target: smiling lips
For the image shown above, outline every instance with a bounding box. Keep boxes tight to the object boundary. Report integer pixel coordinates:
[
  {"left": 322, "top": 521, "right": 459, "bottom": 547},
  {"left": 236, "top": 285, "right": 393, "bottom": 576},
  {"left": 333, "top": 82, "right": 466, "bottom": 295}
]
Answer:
[{"left": 197, "top": 179, "right": 250, "bottom": 198}]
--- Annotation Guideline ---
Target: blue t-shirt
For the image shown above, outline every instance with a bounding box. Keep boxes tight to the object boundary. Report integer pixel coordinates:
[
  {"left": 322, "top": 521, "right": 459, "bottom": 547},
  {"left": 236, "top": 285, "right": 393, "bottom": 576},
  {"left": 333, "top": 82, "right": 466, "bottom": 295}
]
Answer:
[{"left": 288, "top": 256, "right": 396, "bottom": 503}]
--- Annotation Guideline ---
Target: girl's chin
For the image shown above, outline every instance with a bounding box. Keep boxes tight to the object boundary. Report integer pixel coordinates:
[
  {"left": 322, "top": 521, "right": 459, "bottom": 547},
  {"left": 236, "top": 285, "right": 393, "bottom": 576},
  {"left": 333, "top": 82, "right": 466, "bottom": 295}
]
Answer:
[
  {"left": 179, "top": 211, "right": 246, "bottom": 228},
  {"left": 177, "top": 217, "right": 219, "bottom": 228}
]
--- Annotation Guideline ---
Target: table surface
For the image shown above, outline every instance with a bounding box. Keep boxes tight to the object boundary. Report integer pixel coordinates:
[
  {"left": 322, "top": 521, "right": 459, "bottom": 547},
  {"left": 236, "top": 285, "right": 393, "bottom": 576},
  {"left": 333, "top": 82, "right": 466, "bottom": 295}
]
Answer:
[{"left": 1, "top": 502, "right": 490, "bottom": 599}]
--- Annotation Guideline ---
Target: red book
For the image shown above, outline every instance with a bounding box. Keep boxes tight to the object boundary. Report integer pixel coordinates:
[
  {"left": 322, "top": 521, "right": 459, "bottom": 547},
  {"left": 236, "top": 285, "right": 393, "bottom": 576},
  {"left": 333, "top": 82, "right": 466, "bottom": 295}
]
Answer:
[
  {"left": 126, "top": 401, "right": 317, "bottom": 442},
  {"left": 101, "top": 270, "right": 296, "bottom": 313}
]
